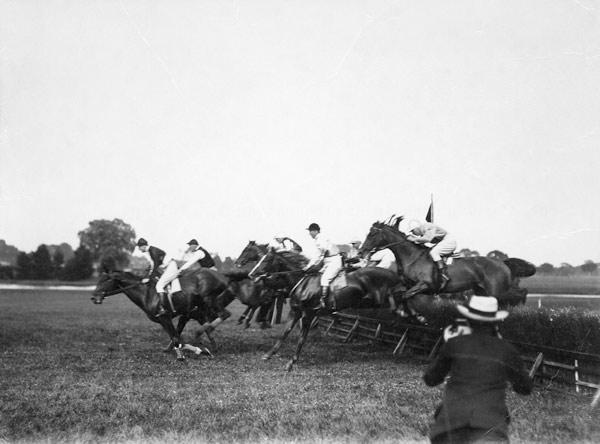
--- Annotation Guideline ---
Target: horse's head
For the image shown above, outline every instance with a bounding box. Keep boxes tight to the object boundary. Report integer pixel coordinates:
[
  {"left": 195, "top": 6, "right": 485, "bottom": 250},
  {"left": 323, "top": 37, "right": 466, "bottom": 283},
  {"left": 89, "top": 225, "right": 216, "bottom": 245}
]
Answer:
[
  {"left": 248, "top": 249, "right": 307, "bottom": 280},
  {"left": 91, "top": 271, "right": 140, "bottom": 304},
  {"left": 358, "top": 220, "right": 405, "bottom": 258},
  {"left": 235, "top": 241, "right": 267, "bottom": 267}
]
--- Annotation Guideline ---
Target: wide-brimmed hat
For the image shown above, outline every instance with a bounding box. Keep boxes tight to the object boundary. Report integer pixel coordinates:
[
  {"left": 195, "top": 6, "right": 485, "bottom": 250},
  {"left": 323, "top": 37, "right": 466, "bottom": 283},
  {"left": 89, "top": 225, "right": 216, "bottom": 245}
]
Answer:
[
  {"left": 136, "top": 238, "right": 148, "bottom": 247},
  {"left": 456, "top": 296, "right": 509, "bottom": 322},
  {"left": 306, "top": 223, "right": 320, "bottom": 231},
  {"left": 187, "top": 239, "right": 199, "bottom": 246}
]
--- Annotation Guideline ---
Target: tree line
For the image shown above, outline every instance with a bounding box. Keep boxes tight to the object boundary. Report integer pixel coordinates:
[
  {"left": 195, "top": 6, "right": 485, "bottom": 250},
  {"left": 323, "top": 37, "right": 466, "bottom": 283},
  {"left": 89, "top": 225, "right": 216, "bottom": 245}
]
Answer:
[
  {"left": 0, "top": 218, "right": 237, "bottom": 281},
  {"left": 0, "top": 220, "right": 597, "bottom": 280}
]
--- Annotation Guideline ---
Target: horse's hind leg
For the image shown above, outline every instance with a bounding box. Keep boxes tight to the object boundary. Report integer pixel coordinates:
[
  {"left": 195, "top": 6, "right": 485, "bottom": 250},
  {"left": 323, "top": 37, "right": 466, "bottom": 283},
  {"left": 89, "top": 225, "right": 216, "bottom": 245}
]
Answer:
[
  {"left": 285, "top": 313, "right": 314, "bottom": 372},
  {"left": 262, "top": 310, "right": 301, "bottom": 361},
  {"left": 274, "top": 293, "right": 285, "bottom": 324}
]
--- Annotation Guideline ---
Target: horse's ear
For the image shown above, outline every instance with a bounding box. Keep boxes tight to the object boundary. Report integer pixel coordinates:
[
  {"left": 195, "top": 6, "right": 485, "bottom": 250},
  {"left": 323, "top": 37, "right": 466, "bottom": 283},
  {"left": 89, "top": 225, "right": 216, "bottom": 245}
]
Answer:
[
  {"left": 250, "top": 240, "right": 256, "bottom": 245},
  {"left": 392, "top": 215, "right": 403, "bottom": 230}
]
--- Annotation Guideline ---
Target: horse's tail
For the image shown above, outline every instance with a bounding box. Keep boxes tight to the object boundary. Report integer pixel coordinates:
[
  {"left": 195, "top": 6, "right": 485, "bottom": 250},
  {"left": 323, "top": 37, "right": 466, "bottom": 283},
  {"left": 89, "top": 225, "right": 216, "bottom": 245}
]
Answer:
[{"left": 504, "top": 258, "right": 536, "bottom": 278}]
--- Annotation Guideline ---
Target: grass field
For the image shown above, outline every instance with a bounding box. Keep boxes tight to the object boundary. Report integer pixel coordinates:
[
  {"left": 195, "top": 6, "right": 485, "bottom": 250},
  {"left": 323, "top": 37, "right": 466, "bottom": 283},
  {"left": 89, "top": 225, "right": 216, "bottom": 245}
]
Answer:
[
  {"left": 1, "top": 289, "right": 599, "bottom": 443},
  {"left": 521, "top": 275, "right": 600, "bottom": 295}
]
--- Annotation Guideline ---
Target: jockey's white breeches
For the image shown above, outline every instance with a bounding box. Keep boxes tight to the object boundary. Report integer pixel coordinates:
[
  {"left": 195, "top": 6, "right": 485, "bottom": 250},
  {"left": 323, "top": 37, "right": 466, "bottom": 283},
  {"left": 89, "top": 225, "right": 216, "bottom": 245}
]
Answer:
[
  {"left": 156, "top": 260, "right": 179, "bottom": 293},
  {"left": 430, "top": 237, "right": 457, "bottom": 262},
  {"left": 320, "top": 255, "right": 343, "bottom": 286}
]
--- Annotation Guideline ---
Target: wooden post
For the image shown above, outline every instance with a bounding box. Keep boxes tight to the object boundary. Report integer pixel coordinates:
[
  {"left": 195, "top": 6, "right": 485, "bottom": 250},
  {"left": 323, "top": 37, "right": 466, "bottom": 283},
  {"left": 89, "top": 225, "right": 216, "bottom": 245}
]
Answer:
[
  {"left": 344, "top": 318, "right": 360, "bottom": 343},
  {"left": 592, "top": 388, "right": 600, "bottom": 409},
  {"left": 375, "top": 323, "right": 382, "bottom": 340},
  {"left": 427, "top": 336, "right": 443, "bottom": 361},
  {"left": 574, "top": 359, "right": 580, "bottom": 393},
  {"left": 529, "top": 353, "right": 544, "bottom": 379},
  {"left": 325, "top": 318, "right": 336, "bottom": 335},
  {"left": 393, "top": 330, "right": 409, "bottom": 356}
]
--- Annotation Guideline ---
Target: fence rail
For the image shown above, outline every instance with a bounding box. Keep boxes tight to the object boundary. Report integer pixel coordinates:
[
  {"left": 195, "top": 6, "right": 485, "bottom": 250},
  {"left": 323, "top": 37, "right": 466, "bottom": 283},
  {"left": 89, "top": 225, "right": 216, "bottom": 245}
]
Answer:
[{"left": 317, "top": 312, "right": 600, "bottom": 405}]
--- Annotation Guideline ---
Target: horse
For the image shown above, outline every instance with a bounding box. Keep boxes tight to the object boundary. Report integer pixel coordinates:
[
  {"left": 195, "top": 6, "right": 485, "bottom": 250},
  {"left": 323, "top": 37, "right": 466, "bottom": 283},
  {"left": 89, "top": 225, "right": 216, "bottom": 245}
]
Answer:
[
  {"left": 91, "top": 266, "right": 238, "bottom": 360},
  {"left": 235, "top": 241, "right": 288, "bottom": 326},
  {"left": 357, "top": 219, "right": 536, "bottom": 316},
  {"left": 250, "top": 249, "right": 403, "bottom": 372}
]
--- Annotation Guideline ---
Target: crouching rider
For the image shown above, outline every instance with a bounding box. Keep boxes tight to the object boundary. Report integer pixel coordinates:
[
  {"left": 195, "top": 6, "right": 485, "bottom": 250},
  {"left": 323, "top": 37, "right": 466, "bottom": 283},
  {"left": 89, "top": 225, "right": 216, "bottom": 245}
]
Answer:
[
  {"left": 303, "top": 223, "right": 342, "bottom": 310},
  {"left": 136, "top": 238, "right": 167, "bottom": 282},
  {"left": 406, "top": 219, "right": 456, "bottom": 290},
  {"left": 155, "top": 239, "right": 216, "bottom": 317}
]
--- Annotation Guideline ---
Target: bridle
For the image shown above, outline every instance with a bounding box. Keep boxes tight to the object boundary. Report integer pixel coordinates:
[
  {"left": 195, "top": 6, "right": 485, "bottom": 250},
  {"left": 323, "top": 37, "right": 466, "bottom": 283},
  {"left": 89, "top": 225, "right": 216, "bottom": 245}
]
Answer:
[{"left": 93, "top": 274, "right": 143, "bottom": 298}]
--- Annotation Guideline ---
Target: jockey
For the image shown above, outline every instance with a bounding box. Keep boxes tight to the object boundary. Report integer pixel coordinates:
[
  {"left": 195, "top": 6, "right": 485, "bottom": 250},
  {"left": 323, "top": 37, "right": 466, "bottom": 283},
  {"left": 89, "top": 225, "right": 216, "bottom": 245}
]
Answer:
[
  {"left": 136, "top": 238, "right": 167, "bottom": 281},
  {"left": 303, "top": 223, "right": 343, "bottom": 310},
  {"left": 406, "top": 219, "right": 456, "bottom": 289},
  {"left": 155, "top": 239, "right": 216, "bottom": 317},
  {"left": 368, "top": 249, "right": 397, "bottom": 272},
  {"left": 268, "top": 236, "right": 303, "bottom": 253}
]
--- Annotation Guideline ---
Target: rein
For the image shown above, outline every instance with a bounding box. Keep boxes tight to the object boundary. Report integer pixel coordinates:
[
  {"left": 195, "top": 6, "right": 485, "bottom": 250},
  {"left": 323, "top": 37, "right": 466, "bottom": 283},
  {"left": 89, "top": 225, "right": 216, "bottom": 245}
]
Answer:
[{"left": 98, "top": 280, "right": 142, "bottom": 297}]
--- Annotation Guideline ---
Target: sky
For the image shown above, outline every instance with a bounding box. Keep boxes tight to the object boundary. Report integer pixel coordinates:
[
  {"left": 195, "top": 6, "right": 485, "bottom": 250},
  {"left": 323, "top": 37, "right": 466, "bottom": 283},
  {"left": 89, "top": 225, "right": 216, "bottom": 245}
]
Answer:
[{"left": 1, "top": 0, "right": 599, "bottom": 265}]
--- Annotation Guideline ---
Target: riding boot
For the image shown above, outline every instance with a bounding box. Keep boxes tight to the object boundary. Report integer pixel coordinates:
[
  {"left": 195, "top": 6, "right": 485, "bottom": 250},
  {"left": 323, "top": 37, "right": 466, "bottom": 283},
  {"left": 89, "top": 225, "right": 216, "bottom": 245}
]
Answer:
[
  {"left": 155, "top": 292, "right": 171, "bottom": 318},
  {"left": 436, "top": 260, "right": 450, "bottom": 290},
  {"left": 319, "top": 286, "right": 330, "bottom": 310}
]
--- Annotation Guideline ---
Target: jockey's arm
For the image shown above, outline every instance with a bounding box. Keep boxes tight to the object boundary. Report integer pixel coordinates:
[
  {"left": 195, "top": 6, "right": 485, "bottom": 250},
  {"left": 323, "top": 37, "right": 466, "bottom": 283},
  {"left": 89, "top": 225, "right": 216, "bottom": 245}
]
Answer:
[
  {"left": 179, "top": 249, "right": 206, "bottom": 272},
  {"left": 304, "top": 253, "right": 325, "bottom": 271}
]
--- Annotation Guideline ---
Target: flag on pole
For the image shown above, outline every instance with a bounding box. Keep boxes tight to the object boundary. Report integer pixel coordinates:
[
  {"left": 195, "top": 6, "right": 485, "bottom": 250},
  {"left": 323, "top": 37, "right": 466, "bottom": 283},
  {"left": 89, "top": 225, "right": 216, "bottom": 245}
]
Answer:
[{"left": 425, "top": 195, "right": 434, "bottom": 223}]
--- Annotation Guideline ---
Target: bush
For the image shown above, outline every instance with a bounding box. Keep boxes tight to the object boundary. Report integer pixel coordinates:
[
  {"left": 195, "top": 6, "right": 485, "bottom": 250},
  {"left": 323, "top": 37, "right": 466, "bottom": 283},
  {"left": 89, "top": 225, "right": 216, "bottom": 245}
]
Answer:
[{"left": 422, "top": 303, "right": 600, "bottom": 355}]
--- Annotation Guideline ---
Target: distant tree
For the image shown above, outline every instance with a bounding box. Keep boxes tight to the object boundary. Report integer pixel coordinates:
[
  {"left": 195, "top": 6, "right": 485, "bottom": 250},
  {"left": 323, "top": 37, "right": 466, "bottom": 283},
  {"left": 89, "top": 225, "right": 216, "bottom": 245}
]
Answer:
[
  {"left": 558, "top": 262, "right": 575, "bottom": 276},
  {"left": 458, "top": 248, "right": 480, "bottom": 257},
  {"left": 31, "top": 244, "right": 53, "bottom": 279},
  {"left": 486, "top": 250, "right": 508, "bottom": 261},
  {"left": 61, "top": 246, "right": 94, "bottom": 281},
  {"left": 537, "top": 263, "right": 555, "bottom": 274},
  {"left": 52, "top": 249, "right": 64, "bottom": 278},
  {"left": 212, "top": 254, "right": 223, "bottom": 272},
  {"left": 16, "top": 252, "right": 33, "bottom": 279},
  {"left": 78, "top": 219, "right": 136, "bottom": 264},
  {"left": 0, "top": 239, "right": 20, "bottom": 266},
  {"left": 222, "top": 257, "right": 236, "bottom": 272},
  {"left": 581, "top": 260, "right": 598, "bottom": 275},
  {"left": 47, "top": 243, "right": 74, "bottom": 262}
]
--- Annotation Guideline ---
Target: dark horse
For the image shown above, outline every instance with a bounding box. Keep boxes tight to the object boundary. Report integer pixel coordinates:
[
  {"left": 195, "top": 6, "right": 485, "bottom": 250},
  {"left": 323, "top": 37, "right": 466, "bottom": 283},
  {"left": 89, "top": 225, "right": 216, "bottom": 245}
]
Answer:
[
  {"left": 92, "top": 266, "right": 237, "bottom": 360},
  {"left": 358, "top": 219, "right": 536, "bottom": 314},
  {"left": 235, "top": 241, "right": 288, "bottom": 326},
  {"left": 250, "top": 249, "right": 403, "bottom": 371}
]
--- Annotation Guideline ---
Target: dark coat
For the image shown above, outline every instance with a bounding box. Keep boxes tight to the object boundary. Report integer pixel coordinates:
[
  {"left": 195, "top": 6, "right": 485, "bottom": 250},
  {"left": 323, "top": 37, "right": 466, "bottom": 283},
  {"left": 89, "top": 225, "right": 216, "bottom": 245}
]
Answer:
[
  {"left": 423, "top": 328, "right": 533, "bottom": 440},
  {"left": 148, "top": 246, "right": 166, "bottom": 279}
]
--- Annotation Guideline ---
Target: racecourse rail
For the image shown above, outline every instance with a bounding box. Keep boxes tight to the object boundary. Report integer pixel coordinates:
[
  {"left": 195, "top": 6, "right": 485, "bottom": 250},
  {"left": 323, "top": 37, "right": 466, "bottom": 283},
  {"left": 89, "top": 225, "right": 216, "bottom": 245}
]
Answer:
[{"left": 317, "top": 312, "right": 600, "bottom": 405}]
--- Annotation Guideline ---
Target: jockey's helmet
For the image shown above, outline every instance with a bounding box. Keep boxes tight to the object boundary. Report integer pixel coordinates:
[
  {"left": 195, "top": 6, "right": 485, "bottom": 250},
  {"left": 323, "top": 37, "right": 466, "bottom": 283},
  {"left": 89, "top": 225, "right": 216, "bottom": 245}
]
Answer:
[
  {"left": 187, "top": 239, "right": 199, "bottom": 246},
  {"left": 307, "top": 223, "right": 320, "bottom": 232},
  {"left": 136, "top": 238, "right": 148, "bottom": 247}
]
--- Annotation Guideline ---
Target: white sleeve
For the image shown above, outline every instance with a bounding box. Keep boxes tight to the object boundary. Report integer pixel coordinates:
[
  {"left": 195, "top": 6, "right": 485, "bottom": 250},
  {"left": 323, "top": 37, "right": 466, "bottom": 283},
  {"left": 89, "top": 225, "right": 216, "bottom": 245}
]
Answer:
[{"left": 180, "top": 249, "right": 205, "bottom": 271}]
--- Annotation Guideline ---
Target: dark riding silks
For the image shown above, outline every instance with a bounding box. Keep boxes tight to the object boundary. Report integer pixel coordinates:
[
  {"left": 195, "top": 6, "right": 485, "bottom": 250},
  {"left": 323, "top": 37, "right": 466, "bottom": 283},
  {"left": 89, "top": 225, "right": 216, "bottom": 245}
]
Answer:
[
  {"left": 423, "top": 328, "right": 533, "bottom": 443},
  {"left": 148, "top": 246, "right": 166, "bottom": 279}
]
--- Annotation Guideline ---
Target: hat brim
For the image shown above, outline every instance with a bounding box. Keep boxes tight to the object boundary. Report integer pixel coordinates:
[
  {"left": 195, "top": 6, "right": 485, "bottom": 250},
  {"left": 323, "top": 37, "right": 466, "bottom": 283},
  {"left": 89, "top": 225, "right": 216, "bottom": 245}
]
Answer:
[{"left": 456, "top": 304, "right": 509, "bottom": 322}]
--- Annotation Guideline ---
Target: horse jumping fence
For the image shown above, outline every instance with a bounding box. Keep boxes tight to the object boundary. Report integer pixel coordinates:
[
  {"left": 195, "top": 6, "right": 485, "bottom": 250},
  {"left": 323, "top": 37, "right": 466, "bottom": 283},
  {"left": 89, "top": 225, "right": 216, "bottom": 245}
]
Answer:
[{"left": 317, "top": 312, "right": 600, "bottom": 405}]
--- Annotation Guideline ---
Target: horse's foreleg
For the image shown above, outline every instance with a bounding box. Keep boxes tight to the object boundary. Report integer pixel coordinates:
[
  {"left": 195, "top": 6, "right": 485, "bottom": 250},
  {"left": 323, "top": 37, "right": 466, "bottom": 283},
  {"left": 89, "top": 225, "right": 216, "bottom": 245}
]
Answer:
[
  {"left": 262, "top": 310, "right": 301, "bottom": 360},
  {"left": 274, "top": 293, "right": 285, "bottom": 324},
  {"left": 164, "top": 316, "right": 189, "bottom": 352},
  {"left": 285, "top": 314, "right": 314, "bottom": 372},
  {"left": 245, "top": 307, "right": 257, "bottom": 329},
  {"left": 157, "top": 318, "right": 185, "bottom": 361},
  {"left": 238, "top": 306, "right": 251, "bottom": 324}
]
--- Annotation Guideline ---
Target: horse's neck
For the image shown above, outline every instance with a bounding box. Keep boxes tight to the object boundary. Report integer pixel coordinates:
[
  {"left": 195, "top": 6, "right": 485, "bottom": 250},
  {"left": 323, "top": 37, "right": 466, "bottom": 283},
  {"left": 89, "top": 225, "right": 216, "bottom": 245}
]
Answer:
[
  {"left": 124, "top": 285, "right": 155, "bottom": 313},
  {"left": 384, "top": 231, "right": 425, "bottom": 268}
]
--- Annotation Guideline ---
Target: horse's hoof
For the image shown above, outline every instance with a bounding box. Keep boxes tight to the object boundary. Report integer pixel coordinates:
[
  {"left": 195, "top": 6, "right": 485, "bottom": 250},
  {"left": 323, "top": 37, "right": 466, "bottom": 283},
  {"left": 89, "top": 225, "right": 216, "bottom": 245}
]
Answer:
[
  {"left": 262, "top": 354, "right": 271, "bottom": 361},
  {"left": 285, "top": 361, "right": 294, "bottom": 372}
]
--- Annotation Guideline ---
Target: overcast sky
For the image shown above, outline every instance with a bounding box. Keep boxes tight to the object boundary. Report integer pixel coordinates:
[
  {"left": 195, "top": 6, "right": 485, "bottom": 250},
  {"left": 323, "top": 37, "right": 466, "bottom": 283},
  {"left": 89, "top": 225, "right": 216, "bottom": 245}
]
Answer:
[{"left": 1, "top": 0, "right": 599, "bottom": 265}]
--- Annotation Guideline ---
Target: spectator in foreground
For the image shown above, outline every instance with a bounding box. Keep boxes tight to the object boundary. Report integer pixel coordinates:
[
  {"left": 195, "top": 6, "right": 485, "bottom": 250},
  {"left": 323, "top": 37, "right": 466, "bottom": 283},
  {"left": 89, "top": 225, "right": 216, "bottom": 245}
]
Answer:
[{"left": 423, "top": 296, "right": 533, "bottom": 444}]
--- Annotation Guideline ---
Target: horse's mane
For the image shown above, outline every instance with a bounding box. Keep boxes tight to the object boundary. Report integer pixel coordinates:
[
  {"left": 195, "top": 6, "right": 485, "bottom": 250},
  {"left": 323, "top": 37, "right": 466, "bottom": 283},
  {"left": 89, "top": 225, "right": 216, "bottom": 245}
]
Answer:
[
  {"left": 275, "top": 250, "right": 309, "bottom": 269},
  {"left": 371, "top": 220, "right": 430, "bottom": 253}
]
